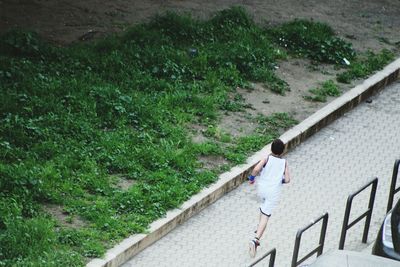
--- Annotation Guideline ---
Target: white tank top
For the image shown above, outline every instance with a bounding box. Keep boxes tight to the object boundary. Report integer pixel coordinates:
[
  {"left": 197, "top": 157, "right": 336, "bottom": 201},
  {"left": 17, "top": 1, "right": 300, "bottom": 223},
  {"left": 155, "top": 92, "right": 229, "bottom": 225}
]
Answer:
[{"left": 257, "top": 155, "right": 286, "bottom": 198}]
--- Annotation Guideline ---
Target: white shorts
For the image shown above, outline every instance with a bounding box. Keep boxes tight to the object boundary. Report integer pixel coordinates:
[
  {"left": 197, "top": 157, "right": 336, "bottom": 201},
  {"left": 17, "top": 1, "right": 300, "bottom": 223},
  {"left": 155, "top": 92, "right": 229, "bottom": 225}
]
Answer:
[
  {"left": 257, "top": 182, "right": 281, "bottom": 216},
  {"left": 259, "top": 196, "right": 278, "bottom": 216}
]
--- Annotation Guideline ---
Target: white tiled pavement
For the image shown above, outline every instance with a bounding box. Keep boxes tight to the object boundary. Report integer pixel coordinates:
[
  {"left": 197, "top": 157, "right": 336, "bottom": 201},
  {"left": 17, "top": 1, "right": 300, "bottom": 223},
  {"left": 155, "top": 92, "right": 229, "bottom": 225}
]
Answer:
[{"left": 123, "top": 81, "right": 400, "bottom": 267}]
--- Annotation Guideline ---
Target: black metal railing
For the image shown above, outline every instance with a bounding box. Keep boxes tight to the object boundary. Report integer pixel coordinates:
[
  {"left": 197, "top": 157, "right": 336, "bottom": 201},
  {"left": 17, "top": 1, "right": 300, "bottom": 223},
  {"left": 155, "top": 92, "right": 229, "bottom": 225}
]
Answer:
[
  {"left": 291, "top": 212, "right": 329, "bottom": 267},
  {"left": 387, "top": 159, "right": 400, "bottom": 212},
  {"left": 248, "top": 248, "right": 276, "bottom": 267},
  {"left": 338, "top": 177, "right": 378, "bottom": 250}
]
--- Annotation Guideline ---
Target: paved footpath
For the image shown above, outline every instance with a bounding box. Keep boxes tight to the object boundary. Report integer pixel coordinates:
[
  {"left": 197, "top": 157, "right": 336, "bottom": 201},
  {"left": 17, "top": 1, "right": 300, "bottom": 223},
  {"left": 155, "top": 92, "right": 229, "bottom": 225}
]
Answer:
[{"left": 123, "top": 81, "right": 400, "bottom": 267}]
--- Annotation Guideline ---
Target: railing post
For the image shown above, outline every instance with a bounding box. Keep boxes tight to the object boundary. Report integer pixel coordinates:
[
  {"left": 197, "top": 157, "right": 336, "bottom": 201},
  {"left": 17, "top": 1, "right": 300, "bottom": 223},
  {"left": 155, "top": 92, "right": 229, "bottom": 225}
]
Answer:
[
  {"left": 339, "top": 177, "right": 378, "bottom": 250},
  {"left": 291, "top": 212, "right": 329, "bottom": 267},
  {"left": 387, "top": 159, "right": 400, "bottom": 212},
  {"left": 362, "top": 179, "right": 377, "bottom": 243},
  {"left": 339, "top": 198, "right": 352, "bottom": 250},
  {"left": 291, "top": 232, "right": 301, "bottom": 267},
  {"left": 248, "top": 248, "right": 276, "bottom": 267},
  {"left": 318, "top": 214, "right": 328, "bottom": 256},
  {"left": 268, "top": 249, "right": 276, "bottom": 267}
]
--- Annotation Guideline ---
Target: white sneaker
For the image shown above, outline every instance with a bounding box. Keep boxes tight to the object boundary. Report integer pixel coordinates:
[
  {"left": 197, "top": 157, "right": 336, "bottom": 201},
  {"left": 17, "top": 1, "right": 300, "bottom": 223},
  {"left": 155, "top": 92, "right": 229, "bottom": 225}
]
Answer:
[{"left": 248, "top": 239, "right": 259, "bottom": 258}]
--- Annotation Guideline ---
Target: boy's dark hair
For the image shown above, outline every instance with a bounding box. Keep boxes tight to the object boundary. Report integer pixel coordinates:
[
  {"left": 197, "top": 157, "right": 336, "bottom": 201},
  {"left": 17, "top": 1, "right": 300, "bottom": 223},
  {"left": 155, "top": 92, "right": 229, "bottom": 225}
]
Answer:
[{"left": 271, "top": 139, "right": 285, "bottom": 155}]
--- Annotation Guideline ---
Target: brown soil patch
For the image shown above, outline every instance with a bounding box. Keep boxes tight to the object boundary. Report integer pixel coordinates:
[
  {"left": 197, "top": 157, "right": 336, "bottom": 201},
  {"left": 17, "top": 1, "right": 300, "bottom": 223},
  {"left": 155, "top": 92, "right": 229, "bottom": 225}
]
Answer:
[
  {"left": 198, "top": 155, "right": 229, "bottom": 170},
  {"left": 219, "top": 110, "right": 257, "bottom": 138},
  {"left": 1, "top": 0, "right": 399, "bottom": 50},
  {"left": 116, "top": 178, "right": 136, "bottom": 191},
  {"left": 111, "top": 174, "right": 136, "bottom": 191},
  {"left": 43, "top": 203, "right": 87, "bottom": 229},
  {"left": 189, "top": 123, "right": 209, "bottom": 144}
]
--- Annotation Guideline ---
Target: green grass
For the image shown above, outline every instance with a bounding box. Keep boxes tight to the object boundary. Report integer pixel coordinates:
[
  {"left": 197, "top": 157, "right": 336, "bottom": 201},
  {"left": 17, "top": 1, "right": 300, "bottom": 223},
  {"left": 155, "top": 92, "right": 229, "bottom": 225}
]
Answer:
[
  {"left": 336, "top": 49, "right": 394, "bottom": 83},
  {"left": 269, "top": 19, "right": 356, "bottom": 64},
  {"left": 0, "top": 6, "right": 389, "bottom": 266},
  {"left": 0, "top": 7, "right": 297, "bottom": 266},
  {"left": 304, "top": 80, "right": 341, "bottom": 102},
  {"left": 224, "top": 113, "right": 298, "bottom": 163},
  {"left": 191, "top": 112, "right": 297, "bottom": 165},
  {"left": 202, "top": 125, "right": 232, "bottom": 143}
]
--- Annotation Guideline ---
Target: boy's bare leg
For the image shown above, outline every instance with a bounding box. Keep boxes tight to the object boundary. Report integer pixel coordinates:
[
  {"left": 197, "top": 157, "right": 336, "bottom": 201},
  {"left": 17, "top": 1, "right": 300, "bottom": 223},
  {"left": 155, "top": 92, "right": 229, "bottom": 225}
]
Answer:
[{"left": 256, "top": 213, "right": 269, "bottom": 239}]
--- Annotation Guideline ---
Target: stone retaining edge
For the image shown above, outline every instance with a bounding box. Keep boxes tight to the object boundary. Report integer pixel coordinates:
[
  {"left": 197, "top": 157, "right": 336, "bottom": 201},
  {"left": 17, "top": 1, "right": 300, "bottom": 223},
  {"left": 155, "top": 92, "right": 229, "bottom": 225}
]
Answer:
[{"left": 87, "top": 58, "right": 400, "bottom": 267}]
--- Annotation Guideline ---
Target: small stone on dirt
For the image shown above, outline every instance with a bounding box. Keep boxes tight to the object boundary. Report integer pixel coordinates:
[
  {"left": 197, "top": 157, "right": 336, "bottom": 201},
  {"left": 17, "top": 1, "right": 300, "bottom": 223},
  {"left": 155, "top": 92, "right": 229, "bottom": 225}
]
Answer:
[{"left": 79, "top": 30, "right": 99, "bottom": 41}]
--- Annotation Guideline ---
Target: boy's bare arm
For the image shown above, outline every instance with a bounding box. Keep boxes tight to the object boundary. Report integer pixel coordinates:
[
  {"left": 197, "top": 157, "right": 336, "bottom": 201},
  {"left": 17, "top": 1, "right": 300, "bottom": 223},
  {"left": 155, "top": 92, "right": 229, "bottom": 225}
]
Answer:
[
  {"left": 251, "top": 158, "right": 267, "bottom": 176},
  {"left": 283, "top": 161, "right": 291, "bottom": 183}
]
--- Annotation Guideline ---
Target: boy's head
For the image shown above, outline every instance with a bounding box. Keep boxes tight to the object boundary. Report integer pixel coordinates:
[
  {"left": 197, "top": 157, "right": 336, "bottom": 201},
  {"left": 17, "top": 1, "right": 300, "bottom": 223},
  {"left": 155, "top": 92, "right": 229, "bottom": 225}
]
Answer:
[{"left": 271, "top": 139, "right": 285, "bottom": 155}]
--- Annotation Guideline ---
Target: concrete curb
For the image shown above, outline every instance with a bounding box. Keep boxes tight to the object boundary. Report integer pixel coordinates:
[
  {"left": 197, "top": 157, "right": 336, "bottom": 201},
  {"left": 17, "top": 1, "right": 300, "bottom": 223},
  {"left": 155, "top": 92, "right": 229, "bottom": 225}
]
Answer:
[{"left": 87, "top": 58, "right": 400, "bottom": 267}]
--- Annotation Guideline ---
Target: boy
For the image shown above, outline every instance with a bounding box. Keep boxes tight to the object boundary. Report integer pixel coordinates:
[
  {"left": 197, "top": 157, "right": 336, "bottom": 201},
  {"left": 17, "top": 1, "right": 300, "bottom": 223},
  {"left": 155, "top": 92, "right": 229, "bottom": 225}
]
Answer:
[{"left": 248, "top": 139, "right": 291, "bottom": 257}]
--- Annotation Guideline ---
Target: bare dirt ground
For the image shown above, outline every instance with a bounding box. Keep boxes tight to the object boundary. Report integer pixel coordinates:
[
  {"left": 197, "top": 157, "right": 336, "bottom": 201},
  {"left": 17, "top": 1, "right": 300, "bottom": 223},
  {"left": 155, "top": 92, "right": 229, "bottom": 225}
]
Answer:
[{"left": 1, "top": 0, "right": 399, "bottom": 169}]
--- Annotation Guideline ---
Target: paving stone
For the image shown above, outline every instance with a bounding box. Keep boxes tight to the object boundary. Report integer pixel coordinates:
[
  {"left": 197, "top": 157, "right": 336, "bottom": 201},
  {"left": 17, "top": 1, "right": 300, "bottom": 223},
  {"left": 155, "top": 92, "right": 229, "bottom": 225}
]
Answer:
[{"left": 122, "top": 81, "right": 400, "bottom": 267}]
